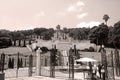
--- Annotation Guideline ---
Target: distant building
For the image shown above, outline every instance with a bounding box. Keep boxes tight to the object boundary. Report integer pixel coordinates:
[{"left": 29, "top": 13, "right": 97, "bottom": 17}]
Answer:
[{"left": 52, "top": 25, "right": 72, "bottom": 41}]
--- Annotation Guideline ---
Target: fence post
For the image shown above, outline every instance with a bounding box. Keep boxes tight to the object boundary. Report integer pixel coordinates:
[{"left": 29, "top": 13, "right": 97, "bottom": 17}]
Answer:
[
  {"left": 23, "top": 39, "right": 26, "bottom": 47},
  {"left": 111, "top": 51, "right": 115, "bottom": 80},
  {"left": 20, "top": 58, "right": 23, "bottom": 68},
  {"left": 28, "top": 54, "right": 33, "bottom": 77},
  {"left": 36, "top": 48, "right": 42, "bottom": 76},
  {"left": 101, "top": 46, "right": 108, "bottom": 79},
  {"left": 18, "top": 39, "right": 21, "bottom": 47},
  {"left": 50, "top": 45, "right": 57, "bottom": 78},
  {"left": 12, "top": 58, "right": 14, "bottom": 69},
  {"left": 0, "top": 52, "right": 5, "bottom": 80},
  {"left": 29, "top": 40, "right": 32, "bottom": 45},
  {"left": 16, "top": 52, "right": 19, "bottom": 78},
  {"left": 69, "top": 47, "right": 74, "bottom": 80},
  {"left": 1, "top": 52, "right": 5, "bottom": 73},
  {"left": 13, "top": 40, "right": 16, "bottom": 46},
  {"left": 24, "top": 55, "right": 27, "bottom": 67},
  {"left": 114, "top": 49, "right": 120, "bottom": 76},
  {"left": 8, "top": 57, "right": 11, "bottom": 68},
  {"left": 74, "top": 45, "right": 76, "bottom": 57}
]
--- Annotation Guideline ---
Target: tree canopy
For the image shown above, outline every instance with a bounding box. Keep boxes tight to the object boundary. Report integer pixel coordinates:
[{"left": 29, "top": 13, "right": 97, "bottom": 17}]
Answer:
[
  {"left": 1, "top": 18, "right": 120, "bottom": 49},
  {"left": 89, "top": 23, "right": 109, "bottom": 46},
  {"left": 108, "top": 21, "right": 120, "bottom": 48},
  {"left": 103, "top": 14, "right": 110, "bottom": 25}
]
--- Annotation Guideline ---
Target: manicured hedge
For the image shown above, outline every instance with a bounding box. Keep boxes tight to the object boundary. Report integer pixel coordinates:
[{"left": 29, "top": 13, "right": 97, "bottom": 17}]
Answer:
[{"left": 0, "top": 37, "right": 12, "bottom": 48}]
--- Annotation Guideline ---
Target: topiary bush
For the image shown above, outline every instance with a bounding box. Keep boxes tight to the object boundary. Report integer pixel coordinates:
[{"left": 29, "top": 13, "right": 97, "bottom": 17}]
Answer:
[{"left": 0, "top": 37, "right": 12, "bottom": 48}]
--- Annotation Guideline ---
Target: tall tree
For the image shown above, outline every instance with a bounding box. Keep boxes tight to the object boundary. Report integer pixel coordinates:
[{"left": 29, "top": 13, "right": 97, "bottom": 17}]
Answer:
[
  {"left": 103, "top": 14, "right": 110, "bottom": 25},
  {"left": 0, "top": 30, "right": 11, "bottom": 37},
  {"left": 68, "top": 28, "right": 89, "bottom": 40},
  {"left": 89, "top": 23, "right": 109, "bottom": 46},
  {"left": 108, "top": 21, "right": 120, "bottom": 48}
]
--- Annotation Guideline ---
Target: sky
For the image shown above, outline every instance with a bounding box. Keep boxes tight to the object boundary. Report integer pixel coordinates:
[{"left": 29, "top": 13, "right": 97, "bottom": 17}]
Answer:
[{"left": 0, "top": 0, "right": 120, "bottom": 31}]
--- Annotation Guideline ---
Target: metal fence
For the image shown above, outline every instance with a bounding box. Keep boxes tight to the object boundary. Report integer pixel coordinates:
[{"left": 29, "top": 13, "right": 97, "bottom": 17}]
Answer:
[
  {"left": 1, "top": 46, "right": 119, "bottom": 80},
  {"left": 0, "top": 52, "right": 37, "bottom": 78}
]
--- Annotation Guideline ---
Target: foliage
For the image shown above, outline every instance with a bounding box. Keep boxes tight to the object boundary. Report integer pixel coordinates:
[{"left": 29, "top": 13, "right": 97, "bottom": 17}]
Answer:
[
  {"left": 0, "top": 30, "right": 11, "bottom": 37},
  {"left": 89, "top": 20, "right": 120, "bottom": 49},
  {"left": 108, "top": 21, "right": 120, "bottom": 48},
  {"left": 89, "top": 23, "right": 109, "bottom": 46},
  {"left": 40, "top": 47, "right": 49, "bottom": 53},
  {"left": 10, "top": 31, "right": 25, "bottom": 40},
  {"left": 2, "top": 19, "right": 120, "bottom": 49},
  {"left": 0, "top": 30, "right": 12, "bottom": 48},
  {"left": 0, "top": 37, "right": 12, "bottom": 48},
  {"left": 68, "top": 28, "right": 90, "bottom": 40},
  {"left": 34, "top": 28, "right": 47, "bottom": 35},
  {"left": 33, "top": 28, "right": 55, "bottom": 40},
  {"left": 81, "top": 46, "right": 95, "bottom": 52},
  {"left": 103, "top": 14, "right": 110, "bottom": 25},
  {"left": 20, "top": 30, "right": 34, "bottom": 36}
]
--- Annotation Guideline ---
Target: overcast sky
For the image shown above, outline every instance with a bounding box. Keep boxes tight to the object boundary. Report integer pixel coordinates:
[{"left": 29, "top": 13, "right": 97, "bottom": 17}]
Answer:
[{"left": 0, "top": 0, "right": 120, "bottom": 31}]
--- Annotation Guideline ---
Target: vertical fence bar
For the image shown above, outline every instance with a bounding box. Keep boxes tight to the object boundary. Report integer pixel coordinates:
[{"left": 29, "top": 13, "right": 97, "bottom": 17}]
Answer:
[
  {"left": 18, "top": 39, "right": 21, "bottom": 47},
  {"left": 1, "top": 52, "right": 5, "bottom": 73},
  {"left": 72, "top": 56, "right": 74, "bottom": 80},
  {"left": 36, "top": 48, "right": 42, "bottom": 76},
  {"left": 69, "top": 47, "right": 74, "bottom": 79},
  {"left": 111, "top": 51, "right": 115, "bottom": 80},
  {"left": 50, "top": 47, "right": 53, "bottom": 77},
  {"left": 29, "top": 40, "right": 32, "bottom": 45},
  {"left": 24, "top": 55, "right": 27, "bottom": 67},
  {"left": 23, "top": 39, "right": 26, "bottom": 47},
  {"left": 16, "top": 52, "right": 19, "bottom": 78},
  {"left": 13, "top": 40, "right": 16, "bottom": 46},
  {"left": 12, "top": 58, "right": 14, "bottom": 69},
  {"left": 114, "top": 49, "right": 119, "bottom": 76},
  {"left": 50, "top": 45, "right": 57, "bottom": 78},
  {"left": 28, "top": 54, "right": 33, "bottom": 77},
  {"left": 101, "top": 47, "right": 108, "bottom": 79},
  {"left": 69, "top": 48, "right": 71, "bottom": 79},
  {"left": 50, "top": 48, "right": 52, "bottom": 77}
]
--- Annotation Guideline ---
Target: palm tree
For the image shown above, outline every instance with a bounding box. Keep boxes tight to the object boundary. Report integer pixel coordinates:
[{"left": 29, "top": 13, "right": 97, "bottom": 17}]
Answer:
[{"left": 103, "top": 14, "right": 110, "bottom": 25}]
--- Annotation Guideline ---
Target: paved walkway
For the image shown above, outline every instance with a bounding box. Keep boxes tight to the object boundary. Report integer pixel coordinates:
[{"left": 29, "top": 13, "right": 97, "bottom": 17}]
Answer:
[
  {"left": 5, "top": 75, "right": 120, "bottom": 80},
  {"left": 4, "top": 67, "right": 120, "bottom": 80},
  {"left": 5, "top": 76, "right": 68, "bottom": 80},
  {"left": 4, "top": 67, "right": 84, "bottom": 80}
]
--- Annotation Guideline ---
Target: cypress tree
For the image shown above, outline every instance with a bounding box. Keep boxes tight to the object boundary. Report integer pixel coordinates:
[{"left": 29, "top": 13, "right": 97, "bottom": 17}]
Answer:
[
  {"left": 20, "top": 58, "right": 23, "bottom": 68},
  {"left": 24, "top": 56, "right": 27, "bottom": 67},
  {"left": 23, "top": 40, "right": 26, "bottom": 47},
  {"left": 8, "top": 58, "right": 12, "bottom": 68},
  {"left": 11, "top": 58, "right": 14, "bottom": 69},
  {"left": 14, "top": 40, "right": 16, "bottom": 46},
  {"left": 17, "top": 57, "right": 21, "bottom": 68},
  {"left": 18, "top": 39, "right": 21, "bottom": 47},
  {"left": 29, "top": 40, "right": 32, "bottom": 45}
]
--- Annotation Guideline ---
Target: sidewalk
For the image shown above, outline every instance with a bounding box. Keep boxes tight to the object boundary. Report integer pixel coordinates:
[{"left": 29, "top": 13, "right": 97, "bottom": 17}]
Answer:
[
  {"left": 5, "top": 76, "right": 84, "bottom": 80},
  {"left": 4, "top": 67, "right": 120, "bottom": 80},
  {"left": 115, "top": 76, "right": 120, "bottom": 80},
  {"left": 5, "top": 75, "right": 120, "bottom": 80},
  {"left": 5, "top": 76, "right": 67, "bottom": 80},
  {"left": 4, "top": 68, "right": 84, "bottom": 80}
]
